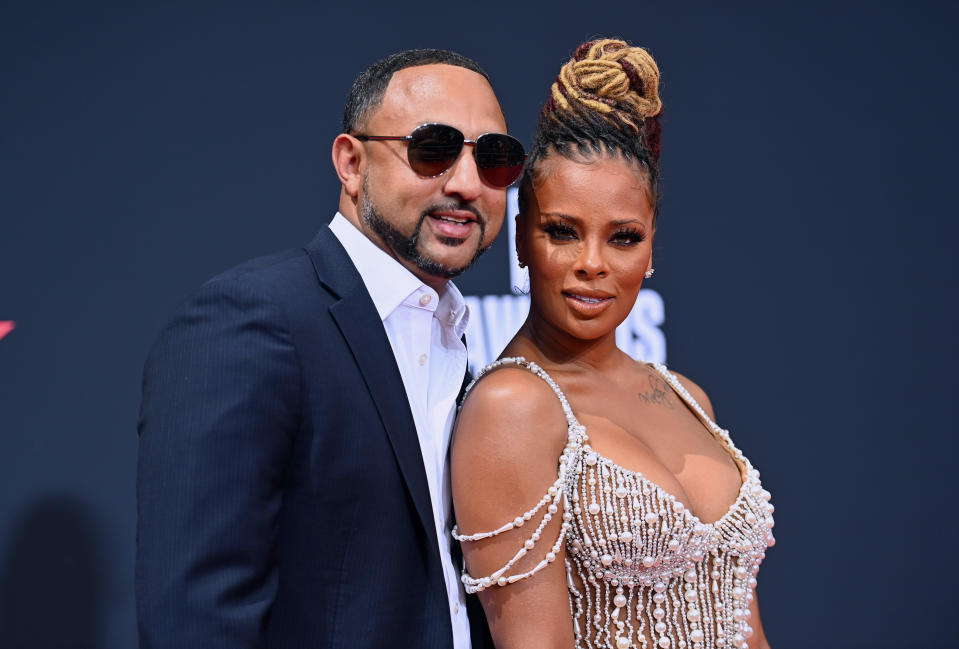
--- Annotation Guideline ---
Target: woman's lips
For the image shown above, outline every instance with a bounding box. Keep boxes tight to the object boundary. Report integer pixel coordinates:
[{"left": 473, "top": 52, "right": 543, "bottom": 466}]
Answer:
[{"left": 563, "top": 291, "right": 614, "bottom": 314}]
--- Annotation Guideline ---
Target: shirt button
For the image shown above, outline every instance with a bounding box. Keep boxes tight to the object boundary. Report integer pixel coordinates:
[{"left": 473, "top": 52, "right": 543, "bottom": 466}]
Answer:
[
  {"left": 419, "top": 294, "right": 432, "bottom": 306},
  {"left": 453, "top": 602, "right": 461, "bottom": 615},
  {"left": 418, "top": 353, "right": 427, "bottom": 366}
]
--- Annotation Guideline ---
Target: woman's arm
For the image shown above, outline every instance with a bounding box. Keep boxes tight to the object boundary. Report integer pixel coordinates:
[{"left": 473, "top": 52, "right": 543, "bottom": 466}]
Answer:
[{"left": 452, "top": 367, "right": 575, "bottom": 649}]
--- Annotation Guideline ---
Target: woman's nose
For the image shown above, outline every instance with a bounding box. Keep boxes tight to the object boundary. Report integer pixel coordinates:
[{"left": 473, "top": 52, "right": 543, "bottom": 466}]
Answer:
[{"left": 573, "top": 240, "right": 608, "bottom": 278}]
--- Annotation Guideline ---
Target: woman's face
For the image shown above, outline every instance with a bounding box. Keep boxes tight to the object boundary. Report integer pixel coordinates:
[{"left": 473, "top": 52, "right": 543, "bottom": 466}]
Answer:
[{"left": 519, "top": 154, "right": 655, "bottom": 343}]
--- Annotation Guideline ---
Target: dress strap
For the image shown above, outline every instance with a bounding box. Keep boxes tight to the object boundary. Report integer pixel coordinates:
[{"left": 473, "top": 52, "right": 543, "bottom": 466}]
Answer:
[
  {"left": 465, "top": 356, "right": 583, "bottom": 434},
  {"left": 649, "top": 363, "right": 748, "bottom": 470}
]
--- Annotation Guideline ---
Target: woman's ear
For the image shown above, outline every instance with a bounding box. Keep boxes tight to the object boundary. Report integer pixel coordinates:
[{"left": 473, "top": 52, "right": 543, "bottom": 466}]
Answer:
[
  {"left": 331, "top": 134, "right": 364, "bottom": 198},
  {"left": 514, "top": 212, "right": 528, "bottom": 268}
]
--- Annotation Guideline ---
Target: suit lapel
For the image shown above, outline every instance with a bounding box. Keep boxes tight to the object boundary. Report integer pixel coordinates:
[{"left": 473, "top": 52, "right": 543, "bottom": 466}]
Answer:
[{"left": 305, "top": 228, "right": 436, "bottom": 545}]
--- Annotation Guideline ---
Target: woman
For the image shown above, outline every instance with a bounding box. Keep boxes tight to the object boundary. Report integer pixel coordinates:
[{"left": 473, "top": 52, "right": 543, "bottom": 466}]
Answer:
[{"left": 451, "top": 39, "right": 774, "bottom": 649}]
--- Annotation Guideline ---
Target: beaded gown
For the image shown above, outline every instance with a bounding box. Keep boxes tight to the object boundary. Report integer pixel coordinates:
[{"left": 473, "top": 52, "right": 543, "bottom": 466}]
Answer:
[{"left": 453, "top": 358, "right": 775, "bottom": 649}]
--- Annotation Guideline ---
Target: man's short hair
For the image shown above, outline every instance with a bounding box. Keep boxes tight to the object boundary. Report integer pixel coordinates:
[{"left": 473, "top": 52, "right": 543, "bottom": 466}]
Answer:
[{"left": 342, "top": 49, "right": 491, "bottom": 133}]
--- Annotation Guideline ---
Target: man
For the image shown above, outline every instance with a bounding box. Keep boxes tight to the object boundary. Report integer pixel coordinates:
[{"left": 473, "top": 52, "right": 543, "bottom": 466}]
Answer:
[{"left": 136, "top": 49, "right": 524, "bottom": 649}]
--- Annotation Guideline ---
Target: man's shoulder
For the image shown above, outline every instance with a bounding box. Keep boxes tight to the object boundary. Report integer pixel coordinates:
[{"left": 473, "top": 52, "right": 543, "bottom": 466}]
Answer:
[
  {"left": 201, "top": 229, "right": 344, "bottom": 295},
  {"left": 154, "top": 248, "right": 313, "bottom": 333},
  {"left": 151, "top": 229, "right": 362, "bottom": 346},
  {"left": 207, "top": 247, "right": 311, "bottom": 289}
]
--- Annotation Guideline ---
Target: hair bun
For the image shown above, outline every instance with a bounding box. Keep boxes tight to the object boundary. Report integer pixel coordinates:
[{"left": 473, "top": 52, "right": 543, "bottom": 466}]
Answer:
[{"left": 552, "top": 39, "right": 662, "bottom": 133}]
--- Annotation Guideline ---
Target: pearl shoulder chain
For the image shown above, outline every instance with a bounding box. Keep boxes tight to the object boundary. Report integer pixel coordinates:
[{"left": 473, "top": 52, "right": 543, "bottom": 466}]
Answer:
[{"left": 452, "top": 357, "right": 776, "bottom": 649}]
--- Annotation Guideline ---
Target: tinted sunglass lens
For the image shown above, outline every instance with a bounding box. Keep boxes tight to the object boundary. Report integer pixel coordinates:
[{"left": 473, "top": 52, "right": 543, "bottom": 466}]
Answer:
[
  {"left": 407, "top": 125, "right": 464, "bottom": 177},
  {"left": 475, "top": 134, "right": 526, "bottom": 187}
]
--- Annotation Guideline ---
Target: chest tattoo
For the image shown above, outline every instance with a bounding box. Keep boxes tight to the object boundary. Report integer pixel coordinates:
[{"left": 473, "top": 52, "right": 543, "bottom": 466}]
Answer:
[{"left": 636, "top": 373, "right": 676, "bottom": 409}]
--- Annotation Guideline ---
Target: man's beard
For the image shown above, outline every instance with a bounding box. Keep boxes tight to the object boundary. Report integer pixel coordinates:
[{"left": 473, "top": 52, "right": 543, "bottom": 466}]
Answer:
[{"left": 360, "top": 178, "right": 491, "bottom": 280}]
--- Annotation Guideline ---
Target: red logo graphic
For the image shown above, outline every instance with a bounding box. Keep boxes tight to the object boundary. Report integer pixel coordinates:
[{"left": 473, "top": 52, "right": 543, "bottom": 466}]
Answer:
[{"left": 0, "top": 321, "right": 15, "bottom": 341}]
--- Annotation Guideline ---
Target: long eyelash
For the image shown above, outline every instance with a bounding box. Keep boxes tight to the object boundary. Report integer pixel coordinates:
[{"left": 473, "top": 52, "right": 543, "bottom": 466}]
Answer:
[
  {"left": 544, "top": 223, "right": 577, "bottom": 239},
  {"left": 542, "top": 222, "right": 645, "bottom": 245},
  {"left": 611, "top": 227, "right": 646, "bottom": 245}
]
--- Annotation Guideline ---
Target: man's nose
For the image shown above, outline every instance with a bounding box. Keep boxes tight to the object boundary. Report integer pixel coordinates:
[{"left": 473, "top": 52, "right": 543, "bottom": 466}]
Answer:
[{"left": 442, "top": 146, "right": 484, "bottom": 201}]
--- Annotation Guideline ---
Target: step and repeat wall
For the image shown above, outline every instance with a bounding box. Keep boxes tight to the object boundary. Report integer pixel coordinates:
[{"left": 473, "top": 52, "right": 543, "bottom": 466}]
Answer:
[{"left": 2, "top": 3, "right": 957, "bottom": 648}]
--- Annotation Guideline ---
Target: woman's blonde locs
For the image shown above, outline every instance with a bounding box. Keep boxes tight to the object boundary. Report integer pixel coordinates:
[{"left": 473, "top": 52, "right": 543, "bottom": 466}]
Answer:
[
  {"left": 520, "top": 38, "right": 665, "bottom": 219},
  {"left": 550, "top": 39, "right": 662, "bottom": 137}
]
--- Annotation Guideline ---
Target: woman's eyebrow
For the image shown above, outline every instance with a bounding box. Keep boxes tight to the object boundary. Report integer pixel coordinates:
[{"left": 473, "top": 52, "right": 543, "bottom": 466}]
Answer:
[
  {"left": 541, "top": 213, "right": 642, "bottom": 227},
  {"left": 540, "top": 212, "right": 579, "bottom": 222}
]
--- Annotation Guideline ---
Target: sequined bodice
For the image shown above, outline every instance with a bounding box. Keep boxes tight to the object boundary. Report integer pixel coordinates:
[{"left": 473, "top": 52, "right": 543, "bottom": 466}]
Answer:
[{"left": 453, "top": 358, "right": 775, "bottom": 649}]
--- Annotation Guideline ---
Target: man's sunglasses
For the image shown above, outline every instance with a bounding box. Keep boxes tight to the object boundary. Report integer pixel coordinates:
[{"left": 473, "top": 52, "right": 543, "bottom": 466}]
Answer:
[{"left": 353, "top": 123, "right": 526, "bottom": 188}]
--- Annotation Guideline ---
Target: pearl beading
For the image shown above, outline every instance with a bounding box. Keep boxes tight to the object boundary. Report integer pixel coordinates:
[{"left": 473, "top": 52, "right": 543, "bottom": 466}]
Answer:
[{"left": 454, "top": 358, "right": 775, "bottom": 649}]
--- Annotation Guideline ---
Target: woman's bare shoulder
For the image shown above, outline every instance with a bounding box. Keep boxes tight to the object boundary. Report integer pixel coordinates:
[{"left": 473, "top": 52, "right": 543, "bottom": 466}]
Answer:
[
  {"left": 455, "top": 364, "right": 569, "bottom": 456},
  {"left": 452, "top": 364, "right": 571, "bottom": 536}
]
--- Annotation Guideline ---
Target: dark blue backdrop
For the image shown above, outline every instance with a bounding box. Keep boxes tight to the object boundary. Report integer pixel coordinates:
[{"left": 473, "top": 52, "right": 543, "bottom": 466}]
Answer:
[{"left": 2, "top": 2, "right": 957, "bottom": 648}]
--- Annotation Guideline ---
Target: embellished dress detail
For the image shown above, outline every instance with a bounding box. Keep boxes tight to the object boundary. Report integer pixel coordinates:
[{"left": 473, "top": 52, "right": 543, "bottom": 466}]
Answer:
[{"left": 453, "top": 358, "right": 775, "bottom": 649}]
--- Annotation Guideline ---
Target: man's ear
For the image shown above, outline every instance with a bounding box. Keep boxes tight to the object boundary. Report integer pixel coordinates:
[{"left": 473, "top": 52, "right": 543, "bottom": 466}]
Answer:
[{"left": 332, "top": 134, "right": 364, "bottom": 198}]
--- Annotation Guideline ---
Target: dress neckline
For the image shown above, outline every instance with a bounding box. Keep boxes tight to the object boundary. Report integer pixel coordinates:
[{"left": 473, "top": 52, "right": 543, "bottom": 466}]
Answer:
[
  {"left": 475, "top": 356, "right": 754, "bottom": 529},
  {"left": 584, "top": 449, "right": 752, "bottom": 528}
]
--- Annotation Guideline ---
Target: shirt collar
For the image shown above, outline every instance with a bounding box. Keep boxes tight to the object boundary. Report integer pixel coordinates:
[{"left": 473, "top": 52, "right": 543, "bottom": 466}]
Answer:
[
  {"left": 436, "top": 280, "right": 470, "bottom": 338},
  {"left": 328, "top": 212, "right": 469, "bottom": 333}
]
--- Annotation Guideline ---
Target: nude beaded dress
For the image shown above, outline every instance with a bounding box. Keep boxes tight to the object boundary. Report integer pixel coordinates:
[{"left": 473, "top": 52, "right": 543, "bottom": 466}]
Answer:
[{"left": 453, "top": 358, "right": 775, "bottom": 649}]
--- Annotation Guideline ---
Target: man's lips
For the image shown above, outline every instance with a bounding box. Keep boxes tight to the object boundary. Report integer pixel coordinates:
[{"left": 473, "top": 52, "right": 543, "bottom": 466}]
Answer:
[
  {"left": 427, "top": 210, "right": 480, "bottom": 239},
  {"left": 429, "top": 210, "right": 478, "bottom": 224}
]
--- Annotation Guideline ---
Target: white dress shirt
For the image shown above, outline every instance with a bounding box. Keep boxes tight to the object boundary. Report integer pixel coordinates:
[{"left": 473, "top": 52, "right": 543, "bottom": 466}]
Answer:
[{"left": 329, "top": 212, "right": 472, "bottom": 649}]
